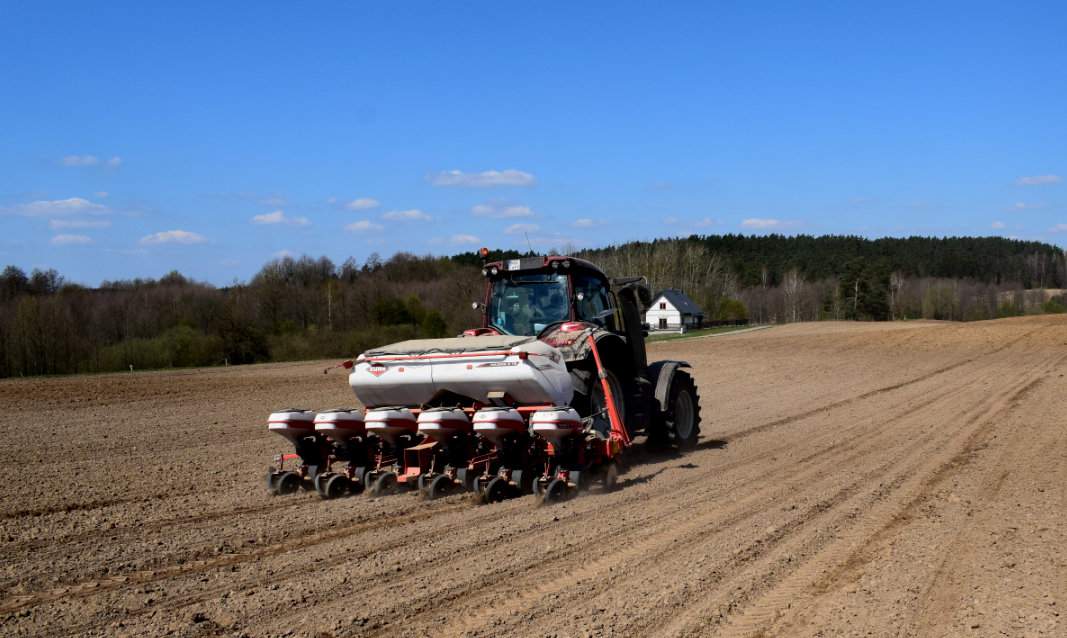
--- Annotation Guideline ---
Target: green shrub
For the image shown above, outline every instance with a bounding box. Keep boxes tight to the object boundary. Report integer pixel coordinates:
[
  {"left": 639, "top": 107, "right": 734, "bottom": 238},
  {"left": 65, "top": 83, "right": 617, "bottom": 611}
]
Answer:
[
  {"left": 420, "top": 310, "right": 449, "bottom": 337},
  {"left": 716, "top": 298, "right": 748, "bottom": 321},
  {"left": 1043, "top": 297, "right": 1067, "bottom": 314},
  {"left": 94, "top": 326, "right": 225, "bottom": 371},
  {"left": 997, "top": 302, "right": 1021, "bottom": 318}
]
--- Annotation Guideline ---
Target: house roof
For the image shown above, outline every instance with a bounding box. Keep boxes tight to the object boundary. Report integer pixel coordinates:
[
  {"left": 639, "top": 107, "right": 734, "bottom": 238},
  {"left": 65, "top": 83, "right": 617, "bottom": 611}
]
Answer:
[{"left": 651, "top": 288, "right": 703, "bottom": 316}]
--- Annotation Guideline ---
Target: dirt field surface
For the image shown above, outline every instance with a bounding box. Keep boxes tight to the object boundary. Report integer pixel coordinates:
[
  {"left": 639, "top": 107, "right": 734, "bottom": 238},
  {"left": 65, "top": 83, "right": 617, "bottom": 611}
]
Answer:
[{"left": 2, "top": 316, "right": 1065, "bottom": 638}]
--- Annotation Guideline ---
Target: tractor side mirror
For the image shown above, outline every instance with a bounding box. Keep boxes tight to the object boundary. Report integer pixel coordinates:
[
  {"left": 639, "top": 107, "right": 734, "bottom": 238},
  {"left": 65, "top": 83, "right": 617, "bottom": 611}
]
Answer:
[{"left": 471, "top": 301, "right": 485, "bottom": 311}]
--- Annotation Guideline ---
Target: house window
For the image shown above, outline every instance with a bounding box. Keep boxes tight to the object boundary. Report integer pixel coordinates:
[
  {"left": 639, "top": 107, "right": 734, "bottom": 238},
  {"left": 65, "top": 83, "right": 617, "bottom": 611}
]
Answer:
[{"left": 659, "top": 302, "right": 666, "bottom": 310}]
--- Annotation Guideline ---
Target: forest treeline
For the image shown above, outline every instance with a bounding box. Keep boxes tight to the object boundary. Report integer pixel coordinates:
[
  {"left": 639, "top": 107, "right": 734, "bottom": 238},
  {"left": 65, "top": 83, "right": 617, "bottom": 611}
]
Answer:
[
  {"left": 581, "top": 235, "right": 1067, "bottom": 325},
  {"left": 1, "top": 235, "right": 1065, "bottom": 377}
]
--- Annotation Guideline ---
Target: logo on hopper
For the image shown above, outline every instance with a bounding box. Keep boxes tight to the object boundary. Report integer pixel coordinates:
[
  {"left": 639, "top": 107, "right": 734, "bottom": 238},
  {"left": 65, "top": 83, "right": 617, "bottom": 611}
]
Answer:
[{"left": 368, "top": 363, "right": 388, "bottom": 377}]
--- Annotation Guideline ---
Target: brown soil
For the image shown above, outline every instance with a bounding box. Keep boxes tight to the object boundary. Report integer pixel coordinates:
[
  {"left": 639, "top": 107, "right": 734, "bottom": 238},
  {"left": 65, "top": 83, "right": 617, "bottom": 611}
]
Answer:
[{"left": 1, "top": 316, "right": 1064, "bottom": 637}]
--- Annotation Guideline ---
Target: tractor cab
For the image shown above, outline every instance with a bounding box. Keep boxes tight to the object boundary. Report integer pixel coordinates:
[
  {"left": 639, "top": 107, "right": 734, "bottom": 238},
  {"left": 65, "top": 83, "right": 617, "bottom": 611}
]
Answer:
[{"left": 479, "top": 255, "right": 619, "bottom": 337}]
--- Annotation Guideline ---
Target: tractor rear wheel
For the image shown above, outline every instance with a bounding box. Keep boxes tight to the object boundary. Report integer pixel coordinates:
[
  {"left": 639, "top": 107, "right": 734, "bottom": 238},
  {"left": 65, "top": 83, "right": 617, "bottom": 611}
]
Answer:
[{"left": 667, "top": 371, "right": 701, "bottom": 450}]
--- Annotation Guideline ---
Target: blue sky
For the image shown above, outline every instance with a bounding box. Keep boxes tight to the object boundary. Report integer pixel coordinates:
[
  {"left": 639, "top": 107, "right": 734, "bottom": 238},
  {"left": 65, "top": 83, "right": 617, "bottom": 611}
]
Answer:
[{"left": 2, "top": 1, "right": 1065, "bottom": 285}]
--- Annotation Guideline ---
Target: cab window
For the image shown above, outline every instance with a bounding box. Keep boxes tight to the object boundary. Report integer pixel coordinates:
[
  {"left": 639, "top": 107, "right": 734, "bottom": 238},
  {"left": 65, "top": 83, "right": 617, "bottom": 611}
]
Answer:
[
  {"left": 489, "top": 272, "right": 570, "bottom": 335},
  {"left": 573, "top": 273, "right": 614, "bottom": 326}
]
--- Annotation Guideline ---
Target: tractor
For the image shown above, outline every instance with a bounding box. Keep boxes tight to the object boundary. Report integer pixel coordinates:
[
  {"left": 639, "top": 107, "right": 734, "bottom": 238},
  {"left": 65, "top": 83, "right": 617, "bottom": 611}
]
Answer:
[{"left": 267, "top": 250, "right": 701, "bottom": 504}]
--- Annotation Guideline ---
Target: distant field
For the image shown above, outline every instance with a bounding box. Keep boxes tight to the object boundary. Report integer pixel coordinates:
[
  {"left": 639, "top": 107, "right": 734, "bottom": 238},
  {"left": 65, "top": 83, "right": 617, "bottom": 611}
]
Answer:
[{"left": 646, "top": 324, "right": 754, "bottom": 341}]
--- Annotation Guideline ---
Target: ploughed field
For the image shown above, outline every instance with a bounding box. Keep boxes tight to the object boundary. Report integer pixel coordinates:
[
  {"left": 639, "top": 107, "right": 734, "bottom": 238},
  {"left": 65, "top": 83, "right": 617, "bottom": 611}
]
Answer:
[{"left": 1, "top": 316, "right": 1065, "bottom": 638}]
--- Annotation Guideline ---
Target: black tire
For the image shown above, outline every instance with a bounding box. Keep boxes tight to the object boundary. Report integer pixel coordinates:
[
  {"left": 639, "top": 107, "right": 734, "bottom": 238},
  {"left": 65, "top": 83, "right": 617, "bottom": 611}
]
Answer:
[
  {"left": 267, "top": 469, "right": 279, "bottom": 492},
  {"left": 368, "top": 471, "right": 398, "bottom": 497},
  {"left": 321, "top": 474, "right": 350, "bottom": 499},
  {"left": 667, "top": 371, "right": 701, "bottom": 450},
  {"left": 531, "top": 476, "right": 545, "bottom": 496},
  {"left": 416, "top": 473, "right": 428, "bottom": 495},
  {"left": 484, "top": 476, "right": 510, "bottom": 503},
  {"left": 543, "top": 478, "right": 569, "bottom": 504},
  {"left": 427, "top": 474, "right": 455, "bottom": 500},
  {"left": 313, "top": 472, "right": 328, "bottom": 495},
  {"left": 274, "top": 471, "right": 301, "bottom": 496}
]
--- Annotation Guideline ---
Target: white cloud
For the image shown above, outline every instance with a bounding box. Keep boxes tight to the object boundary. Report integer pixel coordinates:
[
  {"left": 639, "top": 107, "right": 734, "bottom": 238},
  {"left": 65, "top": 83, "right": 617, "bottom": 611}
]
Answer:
[
  {"left": 431, "top": 169, "right": 536, "bottom": 187},
  {"left": 345, "top": 220, "right": 384, "bottom": 232},
  {"left": 450, "top": 233, "right": 480, "bottom": 244},
  {"left": 61, "top": 155, "right": 99, "bottom": 167},
  {"left": 471, "top": 202, "right": 534, "bottom": 218},
  {"left": 382, "top": 209, "right": 431, "bottom": 221},
  {"left": 428, "top": 234, "right": 482, "bottom": 246},
  {"left": 742, "top": 218, "right": 783, "bottom": 229},
  {"left": 49, "top": 218, "right": 112, "bottom": 230},
  {"left": 50, "top": 234, "right": 93, "bottom": 246},
  {"left": 572, "top": 218, "right": 599, "bottom": 228},
  {"left": 1012, "top": 202, "right": 1044, "bottom": 210},
  {"left": 139, "top": 229, "right": 206, "bottom": 245},
  {"left": 273, "top": 249, "right": 295, "bottom": 258},
  {"left": 95, "top": 191, "right": 109, "bottom": 198},
  {"left": 1051, "top": 224, "right": 1067, "bottom": 233},
  {"left": 991, "top": 221, "right": 1006, "bottom": 230},
  {"left": 251, "top": 210, "right": 310, "bottom": 226},
  {"left": 18, "top": 197, "right": 107, "bottom": 217},
  {"left": 346, "top": 197, "right": 379, "bottom": 210},
  {"left": 505, "top": 223, "right": 539, "bottom": 235},
  {"left": 252, "top": 210, "right": 285, "bottom": 224},
  {"left": 526, "top": 233, "right": 583, "bottom": 250},
  {"left": 1017, "top": 175, "right": 1061, "bottom": 186},
  {"left": 61, "top": 155, "right": 121, "bottom": 168},
  {"left": 663, "top": 216, "right": 715, "bottom": 228}
]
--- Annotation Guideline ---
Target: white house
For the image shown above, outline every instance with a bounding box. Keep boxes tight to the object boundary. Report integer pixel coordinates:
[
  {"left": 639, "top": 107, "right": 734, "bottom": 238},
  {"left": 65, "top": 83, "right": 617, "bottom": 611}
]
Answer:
[{"left": 645, "top": 289, "right": 704, "bottom": 331}]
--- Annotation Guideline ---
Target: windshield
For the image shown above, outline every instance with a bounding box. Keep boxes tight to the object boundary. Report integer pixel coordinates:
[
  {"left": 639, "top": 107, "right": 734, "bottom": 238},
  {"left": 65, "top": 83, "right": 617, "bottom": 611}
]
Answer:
[{"left": 489, "top": 272, "right": 570, "bottom": 335}]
